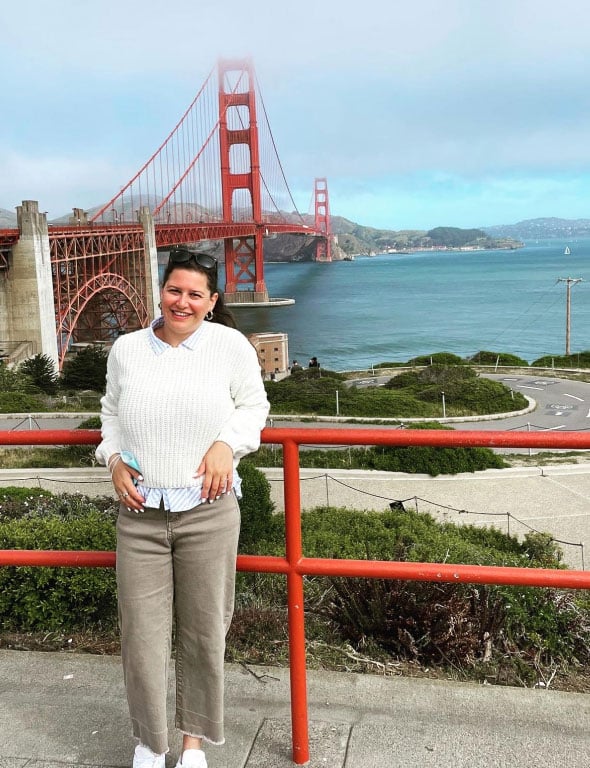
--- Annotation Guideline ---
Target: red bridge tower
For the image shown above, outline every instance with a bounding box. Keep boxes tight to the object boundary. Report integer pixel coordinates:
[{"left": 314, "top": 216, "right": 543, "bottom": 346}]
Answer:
[
  {"left": 314, "top": 177, "right": 332, "bottom": 262},
  {"left": 218, "top": 59, "right": 268, "bottom": 302}
]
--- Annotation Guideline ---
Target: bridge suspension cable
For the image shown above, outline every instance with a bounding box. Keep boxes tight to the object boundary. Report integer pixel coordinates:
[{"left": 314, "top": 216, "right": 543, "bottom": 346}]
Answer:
[
  {"left": 253, "top": 72, "right": 306, "bottom": 225},
  {"left": 90, "top": 62, "right": 306, "bottom": 230}
]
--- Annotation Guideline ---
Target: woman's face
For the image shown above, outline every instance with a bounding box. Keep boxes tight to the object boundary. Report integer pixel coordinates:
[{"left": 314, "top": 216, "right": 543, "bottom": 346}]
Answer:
[{"left": 160, "top": 267, "right": 218, "bottom": 344}]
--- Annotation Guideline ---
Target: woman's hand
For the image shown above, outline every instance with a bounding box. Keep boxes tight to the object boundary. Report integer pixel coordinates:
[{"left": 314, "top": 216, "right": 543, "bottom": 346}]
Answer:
[
  {"left": 111, "top": 457, "right": 144, "bottom": 511},
  {"left": 194, "top": 441, "right": 234, "bottom": 502}
]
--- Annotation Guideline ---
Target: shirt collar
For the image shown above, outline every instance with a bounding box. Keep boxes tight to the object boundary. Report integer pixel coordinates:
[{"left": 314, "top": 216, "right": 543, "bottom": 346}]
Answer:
[{"left": 148, "top": 316, "right": 208, "bottom": 355}]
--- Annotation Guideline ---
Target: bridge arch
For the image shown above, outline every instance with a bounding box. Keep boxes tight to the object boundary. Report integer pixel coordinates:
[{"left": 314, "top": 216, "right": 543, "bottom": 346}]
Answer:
[{"left": 57, "top": 273, "right": 149, "bottom": 368}]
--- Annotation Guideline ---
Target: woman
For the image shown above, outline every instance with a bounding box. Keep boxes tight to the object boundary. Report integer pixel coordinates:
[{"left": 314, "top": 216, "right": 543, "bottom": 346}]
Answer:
[{"left": 96, "top": 246, "right": 270, "bottom": 768}]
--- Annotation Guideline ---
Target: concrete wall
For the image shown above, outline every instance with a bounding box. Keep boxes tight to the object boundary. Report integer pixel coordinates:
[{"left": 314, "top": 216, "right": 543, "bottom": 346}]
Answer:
[
  {"left": 139, "top": 206, "right": 160, "bottom": 318},
  {"left": 0, "top": 270, "right": 9, "bottom": 341},
  {"left": 5, "top": 201, "right": 59, "bottom": 369}
]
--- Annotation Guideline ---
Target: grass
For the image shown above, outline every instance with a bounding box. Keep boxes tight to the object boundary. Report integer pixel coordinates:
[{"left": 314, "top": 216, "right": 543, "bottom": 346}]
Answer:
[
  {"left": 503, "top": 450, "right": 590, "bottom": 467},
  {"left": 0, "top": 445, "right": 98, "bottom": 469}
]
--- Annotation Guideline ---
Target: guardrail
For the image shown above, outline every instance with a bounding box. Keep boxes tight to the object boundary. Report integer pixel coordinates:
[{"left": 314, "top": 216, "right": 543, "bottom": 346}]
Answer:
[{"left": 2, "top": 426, "right": 590, "bottom": 765}]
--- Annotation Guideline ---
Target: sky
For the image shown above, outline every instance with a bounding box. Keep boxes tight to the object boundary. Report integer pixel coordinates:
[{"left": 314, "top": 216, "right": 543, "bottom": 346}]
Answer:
[{"left": 2, "top": 0, "right": 590, "bottom": 231}]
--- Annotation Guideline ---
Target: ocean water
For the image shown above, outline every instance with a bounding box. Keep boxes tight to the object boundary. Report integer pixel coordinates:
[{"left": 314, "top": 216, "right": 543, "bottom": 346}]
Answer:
[{"left": 231, "top": 238, "right": 590, "bottom": 371}]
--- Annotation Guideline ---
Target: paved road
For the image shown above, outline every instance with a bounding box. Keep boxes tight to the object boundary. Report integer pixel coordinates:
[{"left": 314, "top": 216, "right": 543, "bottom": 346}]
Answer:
[
  {"left": 483, "top": 373, "right": 590, "bottom": 431},
  {"left": 0, "top": 413, "right": 96, "bottom": 432},
  {"left": 444, "top": 375, "right": 590, "bottom": 457},
  {"left": 346, "top": 373, "right": 590, "bottom": 430}
]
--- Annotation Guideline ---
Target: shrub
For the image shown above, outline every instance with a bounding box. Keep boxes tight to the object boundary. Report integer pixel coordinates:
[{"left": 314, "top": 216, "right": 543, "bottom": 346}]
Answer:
[
  {"left": 52, "top": 417, "right": 102, "bottom": 467},
  {"left": 0, "top": 496, "right": 118, "bottom": 631},
  {"left": 385, "top": 365, "right": 476, "bottom": 391},
  {"left": 336, "top": 388, "right": 432, "bottom": 418},
  {"left": 406, "top": 352, "right": 466, "bottom": 366},
  {"left": 237, "top": 460, "right": 276, "bottom": 554},
  {"left": 0, "top": 487, "right": 48, "bottom": 517},
  {"left": 469, "top": 350, "right": 529, "bottom": 366},
  {"left": 366, "top": 444, "right": 506, "bottom": 475},
  {"left": 78, "top": 416, "right": 102, "bottom": 429},
  {"left": 383, "top": 365, "right": 527, "bottom": 414},
  {"left": 0, "top": 364, "right": 45, "bottom": 412},
  {"left": 250, "top": 423, "right": 507, "bottom": 475},
  {"left": 265, "top": 370, "right": 348, "bottom": 415},
  {"left": 372, "top": 361, "right": 408, "bottom": 369},
  {"left": 0, "top": 364, "right": 31, "bottom": 393},
  {"left": 298, "top": 506, "right": 590, "bottom": 675},
  {"left": 0, "top": 461, "right": 275, "bottom": 630},
  {"left": 2, "top": 488, "right": 589, "bottom": 684},
  {"left": 531, "top": 351, "right": 590, "bottom": 369}
]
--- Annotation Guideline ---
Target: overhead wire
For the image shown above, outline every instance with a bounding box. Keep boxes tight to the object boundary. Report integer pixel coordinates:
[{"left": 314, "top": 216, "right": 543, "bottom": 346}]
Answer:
[{"left": 472, "top": 280, "right": 564, "bottom": 356}]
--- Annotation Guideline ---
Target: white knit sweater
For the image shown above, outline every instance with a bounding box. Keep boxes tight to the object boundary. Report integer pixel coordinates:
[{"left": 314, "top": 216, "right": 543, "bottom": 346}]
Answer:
[{"left": 95, "top": 322, "right": 270, "bottom": 488}]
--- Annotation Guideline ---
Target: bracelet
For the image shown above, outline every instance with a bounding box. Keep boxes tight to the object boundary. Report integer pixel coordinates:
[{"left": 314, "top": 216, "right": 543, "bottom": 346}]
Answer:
[
  {"left": 108, "top": 453, "right": 122, "bottom": 474},
  {"left": 107, "top": 452, "right": 121, "bottom": 468}
]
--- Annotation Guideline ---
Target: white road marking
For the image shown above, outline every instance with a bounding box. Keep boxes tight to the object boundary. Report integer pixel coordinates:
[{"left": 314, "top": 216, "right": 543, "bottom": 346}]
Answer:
[
  {"left": 519, "top": 386, "right": 545, "bottom": 391},
  {"left": 564, "top": 393, "right": 584, "bottom": 401}
]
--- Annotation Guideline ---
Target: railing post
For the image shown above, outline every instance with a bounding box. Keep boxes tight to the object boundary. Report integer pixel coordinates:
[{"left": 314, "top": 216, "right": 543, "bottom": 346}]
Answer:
[{"left": 283, "top": 437, "right": 309, "bottom": 765}]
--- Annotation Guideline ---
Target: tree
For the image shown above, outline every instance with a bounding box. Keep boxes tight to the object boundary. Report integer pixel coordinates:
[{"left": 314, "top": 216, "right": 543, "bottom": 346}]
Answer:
[
  {"left": 61, "top": 345, "right": 108, "bottom": 391},
  {"left": 19, "top": 354, "right": 59, "bottom": 395}
]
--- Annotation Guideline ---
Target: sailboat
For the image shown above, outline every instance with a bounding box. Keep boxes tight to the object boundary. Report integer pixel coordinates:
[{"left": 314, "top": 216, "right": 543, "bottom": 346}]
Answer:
[{"left": 564, "top": 245, "right": 571, "bottom": 255}]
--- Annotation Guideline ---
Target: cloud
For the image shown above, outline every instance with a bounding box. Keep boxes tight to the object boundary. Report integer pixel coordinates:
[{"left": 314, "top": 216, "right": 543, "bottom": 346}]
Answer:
[
  {"left": 3, "top": 0, "right": 590, "bottom": 227},
  {"left": 0, "top": 151, "right": 138, "bottom": 217}
]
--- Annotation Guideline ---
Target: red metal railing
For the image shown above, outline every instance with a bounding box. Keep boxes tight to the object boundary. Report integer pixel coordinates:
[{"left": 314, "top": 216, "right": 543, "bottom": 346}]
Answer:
[{"left": 2, "top": 427, "right": 590, "bottom": 764}]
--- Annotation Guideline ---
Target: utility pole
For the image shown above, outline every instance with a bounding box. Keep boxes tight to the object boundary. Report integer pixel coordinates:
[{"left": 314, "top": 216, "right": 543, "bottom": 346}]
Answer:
[{"left": 557, "top": 277, "right": 583, "bottom": 356}]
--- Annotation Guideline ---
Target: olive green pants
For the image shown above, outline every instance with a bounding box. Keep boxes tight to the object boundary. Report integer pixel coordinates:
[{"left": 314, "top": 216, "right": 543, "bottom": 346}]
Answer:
[{"left": 116, "top": 493, "right": 240, "bottom": 754}]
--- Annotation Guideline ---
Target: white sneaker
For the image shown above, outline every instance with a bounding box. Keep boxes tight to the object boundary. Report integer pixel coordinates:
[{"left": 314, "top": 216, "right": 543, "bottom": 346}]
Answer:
[
  {"left": 133, "top": 743, "right": 166, "bottom": 768},
  {"left": 175, "top": 748, "right": 207, "bottom": 768}
]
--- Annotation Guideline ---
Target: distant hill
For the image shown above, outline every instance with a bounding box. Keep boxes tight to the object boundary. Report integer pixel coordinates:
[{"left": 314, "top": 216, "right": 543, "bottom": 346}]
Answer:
[
  {"left": 0, "top": 206, "right": 523, "bottom": 262},
  {"left": 482, "top": 217, "right": 590, "bottom": 240},
  {"left": 0, "top": 208, "right": 17, "bottom": 227},
  {"left": 325, "top": 220, "right": 522, "bottom": 257},
  {"left": 4, "top": 205, "right": 584, "bottom": 260}
]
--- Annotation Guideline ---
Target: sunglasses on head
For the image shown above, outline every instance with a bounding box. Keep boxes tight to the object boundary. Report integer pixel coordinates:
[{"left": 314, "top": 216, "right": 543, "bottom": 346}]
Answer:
[{"left": 168, "top": 247, "right": 218, "bottom": 279}]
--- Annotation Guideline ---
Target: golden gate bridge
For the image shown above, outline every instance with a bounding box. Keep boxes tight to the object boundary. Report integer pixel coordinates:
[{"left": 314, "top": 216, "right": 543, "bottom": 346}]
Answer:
[{"left": 0, "top": 58, "right": 333, "bottom": 369}]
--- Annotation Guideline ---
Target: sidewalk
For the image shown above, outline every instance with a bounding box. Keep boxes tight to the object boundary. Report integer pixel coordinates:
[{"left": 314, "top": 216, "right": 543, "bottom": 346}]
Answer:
[{"left": 1, "top": 649, "right": 590, "bottom": 767}]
